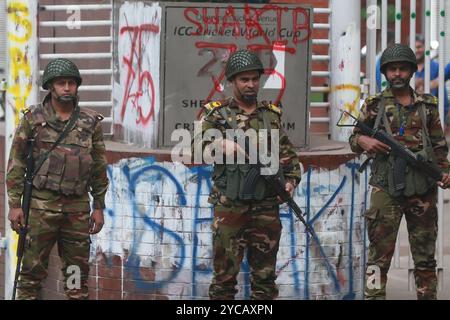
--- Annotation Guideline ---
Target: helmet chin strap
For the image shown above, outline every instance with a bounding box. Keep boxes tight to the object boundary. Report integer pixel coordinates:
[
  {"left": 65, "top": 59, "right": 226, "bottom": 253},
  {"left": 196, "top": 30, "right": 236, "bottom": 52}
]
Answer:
[
  {"left": 387, "top": 74, "right": 412, "bottom": 90},
  {"left": 51, "top": 87, "right": 78, "bottom": 106},
  {"left": 56, "top": 94, "right": 76, "bottom": 103}
]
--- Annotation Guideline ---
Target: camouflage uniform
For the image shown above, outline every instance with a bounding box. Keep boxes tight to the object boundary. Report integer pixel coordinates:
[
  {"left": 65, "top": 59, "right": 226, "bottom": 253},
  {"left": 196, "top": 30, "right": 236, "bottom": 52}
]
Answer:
[
  {"left": 349, "top": 88, "right": 449, "bottom": 300},
  {"left": 196, "top": 97, "right": 301, "bottom": 300},
  {"left": 6, "top": 93, "right": 109, "bottom": 300}
]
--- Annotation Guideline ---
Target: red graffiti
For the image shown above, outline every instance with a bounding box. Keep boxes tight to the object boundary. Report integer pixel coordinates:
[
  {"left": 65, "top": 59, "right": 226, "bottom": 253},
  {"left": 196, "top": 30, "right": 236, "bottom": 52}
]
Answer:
[
  {"left": 120, "top": 21, "right": 160, "bottom": 125},
  {"left": 185, "top": 4, "right": 310, "bottom": 114},
  {"left": 196, "top": 43, "right": 237, "bottom": 96},
  {"left": 183, "top": 4, "right": 311, "bottom": 50},
  {"left": 194, "top": 41, "right": 288, "bottom": 116},
  {"left": 292, "top": 7, "right": 311, "bottom": 45},
  {"left": 248, "top": 43, "right": 287, "bottom": 105}
]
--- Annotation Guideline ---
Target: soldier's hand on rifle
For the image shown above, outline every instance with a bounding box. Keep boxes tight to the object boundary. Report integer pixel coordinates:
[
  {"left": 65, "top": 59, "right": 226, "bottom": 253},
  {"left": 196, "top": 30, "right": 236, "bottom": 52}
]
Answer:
[
  {"left": 277, "top": 181, "right": 295, "bottom": 202},
  {"left": 89, "top": 209, "right": 104, "bottom": 234},
  {"left": 437, "top": 173, "right": 450, "bottom": 189},
  {"left": 8, "top": 208, "right": 25, "bottom": 234},
  {"left": 285, "top": 181, "right": 295, "bottom": 197},
  {"left": 357, "top": 135, "right": 391, "bottom": 154}
]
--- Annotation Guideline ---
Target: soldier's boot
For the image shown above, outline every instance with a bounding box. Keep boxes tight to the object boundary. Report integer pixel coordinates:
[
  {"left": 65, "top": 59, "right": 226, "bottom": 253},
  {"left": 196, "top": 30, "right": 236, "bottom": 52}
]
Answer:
[{"left": 414, "top": 269, "right": 437, "bottom": 300}]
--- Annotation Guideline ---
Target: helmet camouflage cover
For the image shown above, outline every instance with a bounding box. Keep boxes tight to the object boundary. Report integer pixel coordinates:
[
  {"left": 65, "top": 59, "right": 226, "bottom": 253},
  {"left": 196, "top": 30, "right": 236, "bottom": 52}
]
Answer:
[
  {"left": 42, "top": 58, "right": 82, "bottom": 89},
  {"left": 380, "top": 43, "right": 418, "bottom": 74},
  {"left": 225, "top": 49, "right": 264, "bottom": 81}
]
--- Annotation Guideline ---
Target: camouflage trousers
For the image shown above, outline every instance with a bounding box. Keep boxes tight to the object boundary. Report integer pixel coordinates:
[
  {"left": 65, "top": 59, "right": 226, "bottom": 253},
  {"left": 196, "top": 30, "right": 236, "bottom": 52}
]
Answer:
[
  {"left": 364, "top": 188, "right": 438, "bottom": 300},
  {"left": 209, "top": 203, "right": 282, "bottom": 300},
  {"left": 17, "top": 209, "right": 91, "bottom": 300}
]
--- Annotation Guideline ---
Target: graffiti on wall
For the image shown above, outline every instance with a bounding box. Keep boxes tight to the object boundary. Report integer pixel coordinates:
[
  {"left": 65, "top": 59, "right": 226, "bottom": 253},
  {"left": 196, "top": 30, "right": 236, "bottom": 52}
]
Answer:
[
  {"left": 114, "top": 2, "right": 161, "bottom": 148},
  {"left": 94, "top": 157, "right": 367, "bottom": 299},
  {"left": 4, "top": 0, "right": 39, "bottom": 300},
  {"left": 182, "top": 4, "right": 311, "bottom": 106},
  {"left": 7, "top": 0, "right": 38, "bottom": 124}
]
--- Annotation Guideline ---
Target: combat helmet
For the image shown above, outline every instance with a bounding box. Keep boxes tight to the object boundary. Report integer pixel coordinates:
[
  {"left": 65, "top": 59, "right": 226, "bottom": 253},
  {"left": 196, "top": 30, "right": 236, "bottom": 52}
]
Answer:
[
  {"left": 380, "top": 43, "right": 418, "bottom": 74},
  {"left": 225, "top": 49, "right": 264, "bottom": 81},
  {"left": 42, "top": 58, "right": 82, "bottom": 89}
]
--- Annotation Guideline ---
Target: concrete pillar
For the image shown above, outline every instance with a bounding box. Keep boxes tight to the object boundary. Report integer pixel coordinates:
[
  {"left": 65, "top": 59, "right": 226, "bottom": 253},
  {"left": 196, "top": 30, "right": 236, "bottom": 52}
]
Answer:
[
  {"left": 330, "top": 0, "right": 361, "bottom": 141},
  {"left": 5, "top": 0, "right": 39, "bottom": 299}
]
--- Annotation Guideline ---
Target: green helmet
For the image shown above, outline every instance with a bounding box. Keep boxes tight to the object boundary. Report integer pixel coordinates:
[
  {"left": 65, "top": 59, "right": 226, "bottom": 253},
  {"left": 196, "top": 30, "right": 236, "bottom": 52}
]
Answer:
[
  {"left": 225, "top": 49, "right": 264, "bottom": 81},
  {"left": 42, "top": 58, "right": 82, "bottom": 89},
  {"left": 380, "top": 43, "right": 418, "bottom": 74}
]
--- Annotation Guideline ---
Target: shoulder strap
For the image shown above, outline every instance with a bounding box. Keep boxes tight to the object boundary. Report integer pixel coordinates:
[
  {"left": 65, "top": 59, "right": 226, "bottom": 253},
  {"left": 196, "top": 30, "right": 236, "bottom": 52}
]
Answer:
[
  {"left": 374, "top": 97, "right": 393, "bottom": 135},
  {"left": 418, "top": 103, "right": 432, "bottom": 148},
  {"left": 218, "top": 106, "right": 238, "bottom": 130}
]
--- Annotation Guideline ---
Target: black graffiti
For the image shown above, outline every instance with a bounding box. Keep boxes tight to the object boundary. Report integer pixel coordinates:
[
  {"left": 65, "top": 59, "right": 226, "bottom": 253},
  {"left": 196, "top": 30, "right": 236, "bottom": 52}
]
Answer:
[{"left": 182, "top": 99, "right": 207, "bottom": 108}]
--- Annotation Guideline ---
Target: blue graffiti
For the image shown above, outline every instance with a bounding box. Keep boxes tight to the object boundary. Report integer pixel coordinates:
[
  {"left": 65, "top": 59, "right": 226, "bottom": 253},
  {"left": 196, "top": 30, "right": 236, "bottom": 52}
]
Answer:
[
  {"left": 103, "top": 156, "right": 367, "bottom": 299},
  {"left": 119, "top": 157, "right": 187, "bottom": 290}
]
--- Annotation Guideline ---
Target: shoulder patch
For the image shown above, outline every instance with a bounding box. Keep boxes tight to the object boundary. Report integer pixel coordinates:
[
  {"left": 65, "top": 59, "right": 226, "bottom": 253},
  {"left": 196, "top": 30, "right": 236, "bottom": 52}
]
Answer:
[
  {"left": 267, "top": 103, "right": 282, "bottom": 115},
  {"left": 26, "top": 104, "right": 45, "bottom": 125},
  {"left": 365, "top": 94, "right": 381, "bottom": 106},
  {"left": 21, "top": 107, "right": 31, "bottom": 115},
  {"left": 80, "top": 107, "right": 100, "bottom": 117},
  {"left": 204, "top": 101, "right": 222, "bottom": 112},
  {"left": 421, "top": 93, "right": 438, "bottom": 105},
  {"left": 261, "top": 100, "right": 282, "bottom": 115}
]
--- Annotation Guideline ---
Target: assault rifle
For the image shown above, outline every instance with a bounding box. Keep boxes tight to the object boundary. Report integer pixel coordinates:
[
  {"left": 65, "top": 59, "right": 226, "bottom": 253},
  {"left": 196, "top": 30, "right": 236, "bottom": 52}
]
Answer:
[
  {"left": 12, "top": 137, "right": 34, "bottom": 300},
  {"left": 202, "top": 109, "right": 315, "bottom": 237},
  {"left": 337, "top": 111, "right": 443, "bottom": 183}
]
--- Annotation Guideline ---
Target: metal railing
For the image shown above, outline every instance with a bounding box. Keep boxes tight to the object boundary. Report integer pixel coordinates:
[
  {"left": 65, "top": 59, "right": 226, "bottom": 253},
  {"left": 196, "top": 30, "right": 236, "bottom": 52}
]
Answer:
[{"left": 38, "top": 1, "right": 113, "bottom": 134}]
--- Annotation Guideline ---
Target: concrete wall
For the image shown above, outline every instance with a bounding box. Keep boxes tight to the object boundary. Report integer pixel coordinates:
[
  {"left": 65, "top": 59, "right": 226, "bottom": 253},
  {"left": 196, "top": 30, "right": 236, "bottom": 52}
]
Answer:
[
  {"left": 0, "top": 144, "right": 367, "bottom": 300},
  {"left": 89, "top": 153, "right": 367, "bottom": 300}
]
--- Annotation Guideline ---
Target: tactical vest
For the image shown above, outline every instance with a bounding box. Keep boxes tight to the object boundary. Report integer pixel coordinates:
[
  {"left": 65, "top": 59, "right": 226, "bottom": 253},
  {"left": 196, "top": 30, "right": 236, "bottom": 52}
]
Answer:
[
  {"left": 369, "top": 97, "right": 438, "bottom": 197},
  {"left": 208, "top": 101, "right": 285, "bottom": 201},
  {"left": 26, "top": 104, "right": 102, "bottom": 196}
]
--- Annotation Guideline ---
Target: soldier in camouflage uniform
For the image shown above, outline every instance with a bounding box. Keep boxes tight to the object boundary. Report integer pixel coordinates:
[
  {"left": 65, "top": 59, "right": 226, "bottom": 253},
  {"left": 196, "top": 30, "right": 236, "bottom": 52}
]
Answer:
[
  {"left": 193, "top": 49, "right": 301, "bottom": 299},
  {"left": 349, "top": 44, "right": 450, "bottom": 300},
  {"left": 7, "top": 58, "right": 109, "bottom": 300}
]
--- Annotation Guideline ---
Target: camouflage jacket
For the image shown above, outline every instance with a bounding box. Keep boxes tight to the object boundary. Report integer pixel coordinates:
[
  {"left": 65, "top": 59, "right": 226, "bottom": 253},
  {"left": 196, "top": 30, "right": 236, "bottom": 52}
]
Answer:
[
  {"left": 349, "top": 88, "right": 450, "bottom": 174},
  {"left": 194, "top": 97, "right": 301, "bottom": 206},
  {"left": 6, "top": 95, "right": 109, "bottom": 212}
]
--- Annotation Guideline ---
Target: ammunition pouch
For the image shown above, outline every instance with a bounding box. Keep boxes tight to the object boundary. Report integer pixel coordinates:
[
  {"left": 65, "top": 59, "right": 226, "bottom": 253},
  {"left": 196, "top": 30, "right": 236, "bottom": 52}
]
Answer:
[
  {"left": 33, "top": 148, "right": 93, "bottom": 196},
  {"left": 212, "top": 163, "right": 284, "bottom": 201},
  {"left": 371, "top": 146, "right": 438, "bottom": 197},
  {"left": 402, "top": 146, "right": 439, "bottom": 197}
]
